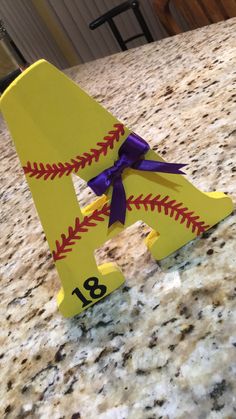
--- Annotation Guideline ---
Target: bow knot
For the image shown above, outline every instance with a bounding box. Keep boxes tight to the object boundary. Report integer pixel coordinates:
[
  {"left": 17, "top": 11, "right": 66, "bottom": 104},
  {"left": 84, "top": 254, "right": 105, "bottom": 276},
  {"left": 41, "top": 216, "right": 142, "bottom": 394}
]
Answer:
[
  {"left": 88, "top": 132, "right": 186, "bottom": 227},
  {"left": 111, "top": 155, "right": 130, "bottom": 177}
]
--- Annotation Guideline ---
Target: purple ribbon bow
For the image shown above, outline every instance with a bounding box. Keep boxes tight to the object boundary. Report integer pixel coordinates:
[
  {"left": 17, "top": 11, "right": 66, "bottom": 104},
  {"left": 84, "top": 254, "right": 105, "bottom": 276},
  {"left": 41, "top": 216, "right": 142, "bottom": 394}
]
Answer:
[{"left": 88, "top": 132, "right": 186, "bottom": 227}]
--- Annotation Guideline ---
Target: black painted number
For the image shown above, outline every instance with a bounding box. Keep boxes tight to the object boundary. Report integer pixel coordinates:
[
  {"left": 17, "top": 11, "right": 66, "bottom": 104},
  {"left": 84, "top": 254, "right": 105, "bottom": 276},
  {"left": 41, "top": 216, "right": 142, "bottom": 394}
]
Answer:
[
  {"left": 83, "top": 277, "right": 107, "bottom": 299},
  {"left": 72, "top": 287, "right": 92, "bottom": 307},
  {"left": 72, "top": 277, "right": 107, "bottom": 307}
]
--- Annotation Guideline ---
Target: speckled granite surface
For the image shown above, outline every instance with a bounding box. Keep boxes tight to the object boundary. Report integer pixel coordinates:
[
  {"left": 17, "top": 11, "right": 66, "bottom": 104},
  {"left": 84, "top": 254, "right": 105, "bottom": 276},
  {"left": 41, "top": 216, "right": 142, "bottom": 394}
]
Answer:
[{"left": 0, "top": 18, "right": 236, "bottom": 419}]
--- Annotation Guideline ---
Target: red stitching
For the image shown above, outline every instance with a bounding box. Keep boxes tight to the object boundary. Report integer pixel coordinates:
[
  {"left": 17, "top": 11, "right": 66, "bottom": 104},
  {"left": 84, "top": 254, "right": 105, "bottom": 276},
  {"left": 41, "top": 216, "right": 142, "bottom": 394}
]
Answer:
[
  {"left": 52, "top": 194, "right": 209, "bottom": 261},
  {"left": 23, "top": 123, "right": 125, "bottom": 180},
  {"left": 52, "top": 204, "right": 110, "bottom": 261}
]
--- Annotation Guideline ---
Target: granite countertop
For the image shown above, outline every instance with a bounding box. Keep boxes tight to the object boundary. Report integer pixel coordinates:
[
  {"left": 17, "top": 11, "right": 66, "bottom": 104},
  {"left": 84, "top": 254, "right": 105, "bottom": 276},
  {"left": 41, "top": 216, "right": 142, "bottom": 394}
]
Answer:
[{"left": 0, "top": 18, "right": 236, "bottom": 419}]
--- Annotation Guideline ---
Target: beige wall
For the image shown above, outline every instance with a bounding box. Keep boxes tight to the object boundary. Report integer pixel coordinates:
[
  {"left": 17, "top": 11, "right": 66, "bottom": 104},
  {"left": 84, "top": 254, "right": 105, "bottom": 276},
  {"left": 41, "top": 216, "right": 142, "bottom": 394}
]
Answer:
[
  {"left": 0, "top": 0, "right": 166, "bottom": 68},
  {"left": 0, "top": 0, "right": 70, "bottom": 68}
]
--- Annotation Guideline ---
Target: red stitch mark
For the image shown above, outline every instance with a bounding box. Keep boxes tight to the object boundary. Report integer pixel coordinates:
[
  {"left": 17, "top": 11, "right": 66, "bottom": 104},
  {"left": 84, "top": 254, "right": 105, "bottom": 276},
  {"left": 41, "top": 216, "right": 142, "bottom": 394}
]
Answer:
[
  {"left": 52, "top": 204, "right": 110, "bottom": 261},
  {"left": 52, "top": 194, "right": 209, "bottom": 261},
  {"left": 23, "top": 123, "right": 125, "bottom": 180}
]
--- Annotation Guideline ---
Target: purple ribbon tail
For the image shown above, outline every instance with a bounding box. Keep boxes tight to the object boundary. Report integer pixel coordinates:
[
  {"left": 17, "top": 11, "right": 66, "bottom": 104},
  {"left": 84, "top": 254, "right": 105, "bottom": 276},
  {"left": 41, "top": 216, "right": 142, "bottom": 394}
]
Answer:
[
  {"left": 133, "top": 160, "right": 187, "bottom": 175},
  {"left": 109, "top": 175, "right": 126, "bottom": 227}
]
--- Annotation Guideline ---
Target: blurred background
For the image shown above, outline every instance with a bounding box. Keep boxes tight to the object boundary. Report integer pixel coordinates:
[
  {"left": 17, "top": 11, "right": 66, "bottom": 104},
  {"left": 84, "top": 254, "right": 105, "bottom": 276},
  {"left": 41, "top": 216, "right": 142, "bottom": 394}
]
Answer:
[{"left": 0, "top": 0, "right": 236, "bottom": 75}]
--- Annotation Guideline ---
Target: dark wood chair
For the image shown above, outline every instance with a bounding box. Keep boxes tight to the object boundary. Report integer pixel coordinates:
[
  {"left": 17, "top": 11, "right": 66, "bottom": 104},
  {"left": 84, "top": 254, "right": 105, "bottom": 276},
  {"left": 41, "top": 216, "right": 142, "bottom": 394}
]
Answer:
[
  {"left": 0, "top": 69, "right": 21, "bottom": 95},
  {"left": 89, "top": 0, "right": 154, "bottom": 51},
  {"left": 153, "top": 0, "right": 236, "bottom": 36}
]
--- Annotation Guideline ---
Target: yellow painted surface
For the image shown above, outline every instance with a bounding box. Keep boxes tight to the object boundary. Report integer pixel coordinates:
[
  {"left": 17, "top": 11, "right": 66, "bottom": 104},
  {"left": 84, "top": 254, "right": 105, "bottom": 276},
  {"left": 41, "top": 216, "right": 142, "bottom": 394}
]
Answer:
[{"left": 0, "top": 60, "right": 233, "bottom": 317}]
